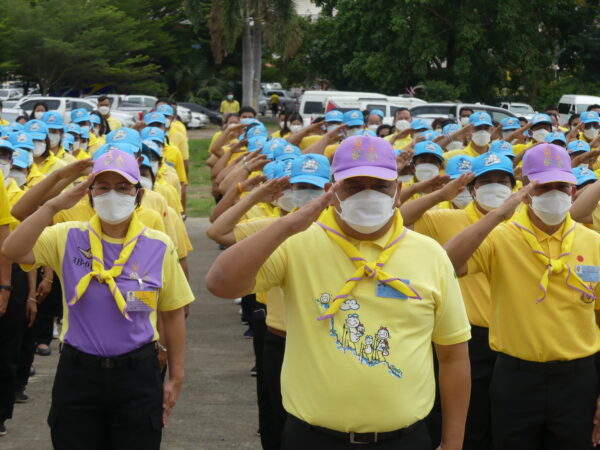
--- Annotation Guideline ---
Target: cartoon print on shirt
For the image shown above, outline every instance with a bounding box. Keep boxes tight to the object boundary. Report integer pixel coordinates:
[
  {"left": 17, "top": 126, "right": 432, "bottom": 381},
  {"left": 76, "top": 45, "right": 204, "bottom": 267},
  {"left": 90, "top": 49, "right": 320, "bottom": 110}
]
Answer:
[
  {"left": 359, "top": 335, "right": 374, "bottom": 362},
  {"left": 373, "top": 327, "right": 391, "bottom": 362},
  {"left": 341, "top": 313, "right": 365, "bottom": 350}
]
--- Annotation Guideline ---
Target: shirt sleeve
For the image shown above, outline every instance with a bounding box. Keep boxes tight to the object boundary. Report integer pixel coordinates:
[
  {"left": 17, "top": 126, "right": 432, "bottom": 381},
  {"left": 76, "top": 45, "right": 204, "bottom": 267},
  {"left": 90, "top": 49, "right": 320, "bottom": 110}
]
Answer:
[
  {"left": 158, "top": 238, "right": 194, "bottom": 311},
  {"left": 466, "top": 227, "right": 497, "bottom": 279},
  {"left": 431, "top": 251, "right": 471, "bottom": 345},
  {"left": 254, "top": 239, "right": 288, "bottom": 294},
  {"left": 28, "top": 223, "right": 70, "bottom": 275},
  {"left": 0, "top": 172, "right": 14, "bottom": 226},
  {"left": 413, "top": 211, "right": 436, "bottom": 238}
]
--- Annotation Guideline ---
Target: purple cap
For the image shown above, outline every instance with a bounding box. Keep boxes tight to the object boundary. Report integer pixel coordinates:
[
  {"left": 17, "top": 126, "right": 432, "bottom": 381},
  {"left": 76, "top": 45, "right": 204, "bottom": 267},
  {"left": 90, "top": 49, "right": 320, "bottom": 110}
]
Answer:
[
  {"left": 522, "top": 143, "right": 577, "bottom": 185},
  {"left": 92, "top": 149, "right": 140, "bottom": 184},
  {"left": 332, "top": 136, "right": 397, "bottom": 181}
]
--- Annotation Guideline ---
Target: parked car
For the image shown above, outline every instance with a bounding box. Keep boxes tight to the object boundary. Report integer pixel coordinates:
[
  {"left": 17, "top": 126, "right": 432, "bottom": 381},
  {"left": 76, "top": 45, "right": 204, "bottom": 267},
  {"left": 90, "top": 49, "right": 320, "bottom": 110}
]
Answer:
[
  {"left": 124, "top": 95, "right": 157, "bottom": 108},
  {"left": 265, "top": 90, "right": 297, "bottom": 114},
  {"left": 0, "top": 107, "right": 23, "bottom": 123},
  {"left": 85, "top": 94, "right": 150, "bottom": 122},
  {"left": 187, "top": 112, "right": 208, "bottom": 128},
  {"left": 410, "top": 102, "right": 517, "bottom": 125},
  {"left": 178, "top": 102, "right": 222, "bottom": 125},
  {"left": 558, "top": 94, "right": 600, "bottom": 123},
  {"left": 0, "top": 89, "right": 23, "bottom": 102},
  {"left": 499, "top": 102, "right": 536, "bottom": 120}
]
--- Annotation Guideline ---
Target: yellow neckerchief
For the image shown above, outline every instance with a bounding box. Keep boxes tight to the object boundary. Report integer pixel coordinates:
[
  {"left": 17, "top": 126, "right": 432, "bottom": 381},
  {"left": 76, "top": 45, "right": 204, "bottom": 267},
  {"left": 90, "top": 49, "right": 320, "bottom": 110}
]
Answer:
[
  {"left": 38, "top": 152, "right": 60, "bottom": 175},
  {"left": 70, "top": 212, "right": 147, "bottom": 320},
  {"left": 512, "top": 206, "right": 595, "bottom": 303},
  {"left": 464, "top": 201, "right": 485, "bottom": 224},
  {"left": 315, "top": 207, "right": 421, "bottom": 320}
]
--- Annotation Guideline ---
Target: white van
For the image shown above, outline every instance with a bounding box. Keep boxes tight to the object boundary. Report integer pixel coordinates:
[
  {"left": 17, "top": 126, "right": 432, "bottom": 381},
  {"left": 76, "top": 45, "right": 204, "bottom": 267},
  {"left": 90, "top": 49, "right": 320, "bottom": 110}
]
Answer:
[
  {"left": 299, "top": 90, "right": 388, "bottom": 120},
  {"left": 558, "top": 95, "right": 600, "bottom": 123}
]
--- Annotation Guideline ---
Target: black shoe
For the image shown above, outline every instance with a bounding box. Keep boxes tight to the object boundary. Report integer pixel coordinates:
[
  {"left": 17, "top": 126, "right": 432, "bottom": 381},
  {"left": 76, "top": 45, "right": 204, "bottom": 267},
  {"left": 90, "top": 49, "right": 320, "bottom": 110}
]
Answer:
[
  {"left": 243, "top": 329, "right": 253, "bottom": 339},
  {"left": 14, "top": 390, "right": 28, "bottom": 404},
  {"left": 250, "top": 365, "right": 257, "bottom": 377},
  {"left": 35, "top": 345, "right": 51, "bottom": 356},
  {"left": 0, "top": 421, "right": 6, "bottom": 436},
  {"left": 29, "top": 366, "right": 35, "bottom": 377}
]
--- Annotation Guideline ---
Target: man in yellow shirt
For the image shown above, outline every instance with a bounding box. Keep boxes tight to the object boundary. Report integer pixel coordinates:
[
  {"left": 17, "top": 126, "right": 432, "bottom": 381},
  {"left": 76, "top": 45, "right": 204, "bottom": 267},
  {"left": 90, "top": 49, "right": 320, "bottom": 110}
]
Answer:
[
  {"left": 207, "top": 135, "right": 471, "bottom": 448},
  {"left": 445, "top": 144, "right": 600, "bottom": 449},
  {"left": 445, "top": 112, "right": 493, "bottom": 160},
  {"left": 97, "top": 96, "right": 122, "bottom": 131},
  {"left": 220, "top": 92, "right": 240, "bottom": 116}
]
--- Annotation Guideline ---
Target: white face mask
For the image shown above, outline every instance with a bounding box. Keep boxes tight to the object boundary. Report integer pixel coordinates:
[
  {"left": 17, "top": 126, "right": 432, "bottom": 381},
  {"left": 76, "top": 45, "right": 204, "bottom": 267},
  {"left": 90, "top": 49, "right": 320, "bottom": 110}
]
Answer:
[
  {"left": 140, "top": 176, "right": 153, "bottom": 191},
  {"left": 460, "top": 116, "right": 470, "bottom": 126},
  {"left": 80, "top": 142, "right": 88, "bottom": 151},
  {"left": 33, "top": 141, "right": 46, "bottom": 157},
  {"left": 0, "top": 161, "right": 10, "bottom": 181},
  {"left": 367, "top": 124, "right": 378, "bottom": 132},
  {"left": 532, "top": 129, "right": 549, "bottom": 143},
  {"left": 471, "top": 130, "right": 491, "bottom": 146},
  {"left": 475, "top": 183, "right": 512, "bottom": 211},
  {"left": 346, "top": 128, "right": 361, "bottom": 137},
  {"left": 165, "top": 118, "right": 172, "bottom": 128},
  {"left": 93, "top": 190, "right": 137, "bottom": 225},
  {"left": 398, "top": 174, "right": 413, "bottom": 183},
  {"left": 395, "top": 119, "right": 410, "bottom": 131},
  {"left": 93, "top": 126, "right": 101, "bottom": 136},
  {"left": 98, "top": 106, "right": 110, "bottom": 116},
  {"left": 150, "top": 161, "right": 160, "bottom": 176},
  {"left": 72, "top": 141, "right": 80, "bottom": 151},
  {"left": 336, "top": 189, "right": 396, "bottom": 234},
  {"left": 275, "top": 189, "right": 296, "bottom": 212},
  {"left": 452, "top": 190, "right": 473, "bottom": 209},
  {"left": 9, "top": 169, "right": 26, "bottom": 187},
  {"left": 327, "top": 124, "right": 340, "bottom": 133},
  {"left": 446, "top": 140, "right": 464, "bottom": 150},
  {"left": 584, "top": 128, "right": 599, "bottom": 140},
  {"left": 414, "top": 163, "right": 440, "bottom": 181},
  {"left": 49, "top": 133, "right": 61, "bottom": 148},
  {"left": 530, "top": 190, "right": 572, "bottom": 226},
  {"left": 290, "top": 124, "right": 303, "bottom": 133},
  {"left": 279, "top": 121, "right": 286, "bottom": 129},
  {"left": 293, "top": 188, "right": 324, "bottom": 207},
  {"left": 34, "top": 111, "right": 44, "bottom": 120}
]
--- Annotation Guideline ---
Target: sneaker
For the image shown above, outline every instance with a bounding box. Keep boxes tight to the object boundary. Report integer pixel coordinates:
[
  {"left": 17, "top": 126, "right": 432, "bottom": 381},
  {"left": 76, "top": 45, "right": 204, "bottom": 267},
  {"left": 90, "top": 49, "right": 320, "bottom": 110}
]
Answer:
[
  {"left": 233, "top": 298, "right": 242, "bottom": 305},
  {"left": 35, "top": 345, "right": 51, "bottom": 356},
  {"left": 53, "top": 323, "right": 60, "bottom": 339},
  {"left": 0, "top": 421, "right": 6, "bottom": 436},
  {"left": 15, "top": 390, "right": 28, "bottom": 404},
  {"left": 243, "top": 329, "right": 253, "bottom": 339},
  {"left": 250, "top": 366, "right": 257, "bottom": 377}
]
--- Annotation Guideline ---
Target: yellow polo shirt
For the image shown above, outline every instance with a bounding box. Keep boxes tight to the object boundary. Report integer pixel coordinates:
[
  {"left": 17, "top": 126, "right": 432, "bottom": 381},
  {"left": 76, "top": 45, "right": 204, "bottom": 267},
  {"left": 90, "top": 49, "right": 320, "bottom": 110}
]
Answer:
[
  {"left": 37, "top": 153, "right": 67, "bottom": 175},
  {"left": 25, "top": 164, "right": 45, "bottom": 188},
  {"left": 385, "top": 133, "right": 412, "bottom": 151},
  {"left": 241, "top": 203, "right": 281, "bottom": 222},
  {"left": 444, "top": 142, "right": 488, "bottom": 160},
  {"left": 299, "top": 135, "right": 323, "bottom": 151},
  {"left": 220, "top": 100, "right": 240, "bottom": 115},
  {"left": 254, "top": 216, "right": 470, "bottom": 432},
  {"left": 324, "top": 143, "right": 340, "bottom": 159},
  {"left": 154, "top": 183, "right": 183, "bottom": 213},
  {"left": 0, "top": 172, "right": 15, "bottom": 227},
  {"left": 107, "top": 116, "right": 122, "bottom": 131},
  {"left": 6, "top": 178, "right": 24, "bottom": 231},
  {"left": 55, "top": 148, "right": 77, "bottom": 164},
  {"left": 467, "top": 218, "right": 600, "bottom": 362},
  {"left": 157, "top": 164, "right": 181, "bottom": 196},
  {"left": 170, "top": 121, "right": 189, "bottom": 160},
  {"left": 414, "top": 203, "right": 490, "bottom": 327},
  {"left": 163, "top": 144, "right": 187, "bottom": 184}
]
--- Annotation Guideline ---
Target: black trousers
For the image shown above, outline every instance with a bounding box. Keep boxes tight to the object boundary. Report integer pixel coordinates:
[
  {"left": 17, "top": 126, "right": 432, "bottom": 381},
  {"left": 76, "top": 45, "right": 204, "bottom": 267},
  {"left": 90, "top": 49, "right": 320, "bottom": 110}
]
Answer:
[
  {"left": 48, "top": 344, "right": 163, "bottom": 450},
  {"left": 262, "top": 330, "right": 287, "bottom": 450},
  {"left": 490, "top": 352, "right": 598, "bottom": 450},
  {"left": 251, "top": 304, "right": 271, "bottom": 448},
  {"left": 0, "top": 265, "right": 28, "bottom": 421},
  {"left": 35, "top": 272, "right": 62, "bottom": 346},
  {"left": 282, "top": 415, "right": 431, "bottom": 450},
  {"left": 464, "top": 325, "right": 497, "bottom": 450}
]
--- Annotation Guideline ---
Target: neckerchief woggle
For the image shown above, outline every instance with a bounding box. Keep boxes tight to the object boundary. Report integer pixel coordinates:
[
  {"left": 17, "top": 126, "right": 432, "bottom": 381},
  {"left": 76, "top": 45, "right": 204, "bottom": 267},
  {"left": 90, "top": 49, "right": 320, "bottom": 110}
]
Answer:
[
  {"left": 512, "top": 206, "right": 595, "bottom": 303},
  {"left": 70, "top": 212, "right": 146, "bottom": 320},
  {"left": 315, "top": 207, "right": 421, "bottom": 320}
]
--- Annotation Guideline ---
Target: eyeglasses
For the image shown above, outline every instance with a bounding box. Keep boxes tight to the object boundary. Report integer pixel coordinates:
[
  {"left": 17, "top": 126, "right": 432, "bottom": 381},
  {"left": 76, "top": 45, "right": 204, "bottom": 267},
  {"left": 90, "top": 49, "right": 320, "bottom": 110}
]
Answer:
[
  {"left": 90, "top": 182, "right": 137, "bottom": 195},
  {"left": 584, "top": 123, "right": 599, "bottom": 130}
]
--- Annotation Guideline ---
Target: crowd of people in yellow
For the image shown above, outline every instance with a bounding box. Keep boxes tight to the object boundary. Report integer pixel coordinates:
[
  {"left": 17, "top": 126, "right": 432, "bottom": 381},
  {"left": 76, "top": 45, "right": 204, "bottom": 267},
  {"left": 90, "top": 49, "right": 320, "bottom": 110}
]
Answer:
[{"left": 205, "top": 103, "right": 600, "bottom": 450}]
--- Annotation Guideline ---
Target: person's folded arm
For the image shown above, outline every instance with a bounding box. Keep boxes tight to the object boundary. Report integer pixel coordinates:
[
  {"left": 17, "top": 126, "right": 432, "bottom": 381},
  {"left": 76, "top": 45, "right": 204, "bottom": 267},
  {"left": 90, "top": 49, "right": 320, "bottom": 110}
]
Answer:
[{"left": 571, "top": 180, "right": 600, "bottom": 223}]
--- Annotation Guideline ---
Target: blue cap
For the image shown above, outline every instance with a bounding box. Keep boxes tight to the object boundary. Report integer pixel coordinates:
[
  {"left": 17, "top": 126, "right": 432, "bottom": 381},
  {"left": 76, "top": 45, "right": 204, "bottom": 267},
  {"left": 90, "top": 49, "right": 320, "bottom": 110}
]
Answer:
[
  {"left": 62, "top": 133, "right": 75, "bottom": 151},
  {"left": 422, "top": 130, "right": 440, "bottom": 141},
  {"left": 64, "top": 122, "right": 81, "bottom": 136},
  {"left": 89, "top": 113, "right": 101, "bottom": 125},
  {"left": 446, "top": 155, "right": 475, "bottom": 179},
  {"left": 531, "top": 113, "right": 552, "bottom": 126},
  {"left": 573, "top": 166, "right": 597, "bottom": 186},
  {"left": 41, "top": 111, "right": 64, "bottom": 130},
  {"left": 23, "top": 120, "right": 48, "bottom": 141},
  {"left": 370, "top": 109, "right": 384, "bottom": 118},
  {"left": 156, "top": 104, "right": 174, "bottom": 117},
  {"left": 245, "top": 124, "right": 268, "bottom": 139},
  {"left": 325, "top": 110, "right": 344, "bottom": 123},
  {"left": 442, "top": 123, "right": 460, "bottom": 135},
  {"left": 468, "top": 111, "right": 493, "bottom": 127},
  {"left": 93, "top": 142, "right": 138, "bottom": 160},
  {"left": 489, "top": 140, "right": 515, "bottom": 158},
  {"left": 567, "top": 139, "right": 591, "bottom": 154},
  {"left": 140, "top": 127, "right": 165, "bottom": 144},
  {"left": 106, "top": 127, "right": 141, "bottom": 149},
  {"left": 140, "top": 154, "right": 152, "bottom": 169},
  {"left": 343, "top": 110, "right": 364, "bottom": 127},
  {"left": 71, "top": 108, "right": 91, "bottom": 124},
  {"left": 500, "top": 117, "right": 520, "bottom": 130},
  {"left": 9, "top": 132, "right": 34, "bottom": 151},
  {"left": 261, "top": 138, "right": 286, "bottom": 160},
  {"left": 80, "top": 127, "right": 90, "bottom": 139},
  {"left": 273, "top": 142, "right": 301, "bottom": 161},
  {"left": 144, "top": 111, "right": 166, "bottom": 126},
  {"left": 248, "top": 136, "right": 268, "bottom": 152},
  {"left": 263, "top": 161, "right": 279, "bottom": 180},
  {"left": 290, "top": 154, "right": 331, "bottom": 188},
  {"left": 580, "top": 111, "right": 600, "bottom": 124},
  {"left": 0, "top": 139, "right": 15, "bottom": 152},
  {"left": 12, "top": 148, "right": 31, "bottom": 169},
  {"left": 472, "top": 152, "right": 514, "bottom": 178},
  {"left": 7, "top": 122, "right": 23, "bottom": 132},
  {"left": 142, "top": 139, "right": 162, "bottom": 158},
  {"left": 545, "top": 131, "right": 567, "bottom": 145},
  {"left": 277, "top": 158, "right": 294, "bottom": 178},
  {"left": 413, "top": 140, "right": 444, "bottom": 163},
  {"left": 410, "top": 118, "right": 431, "bottom": 131}
]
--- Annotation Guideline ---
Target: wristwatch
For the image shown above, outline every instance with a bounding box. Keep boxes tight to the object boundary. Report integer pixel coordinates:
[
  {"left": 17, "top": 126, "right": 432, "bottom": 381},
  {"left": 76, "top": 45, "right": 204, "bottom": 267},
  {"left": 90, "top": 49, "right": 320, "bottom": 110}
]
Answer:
[{"left": 0, "top": 285, "right": 12, "bottom": 292}]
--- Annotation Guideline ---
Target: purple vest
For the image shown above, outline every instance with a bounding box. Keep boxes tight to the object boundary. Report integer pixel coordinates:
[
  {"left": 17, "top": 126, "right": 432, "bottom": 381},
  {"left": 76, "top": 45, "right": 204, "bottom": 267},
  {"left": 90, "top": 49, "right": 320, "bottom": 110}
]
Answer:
[{"left": 61, "top": 227, "right": 166, "bottom": 357}]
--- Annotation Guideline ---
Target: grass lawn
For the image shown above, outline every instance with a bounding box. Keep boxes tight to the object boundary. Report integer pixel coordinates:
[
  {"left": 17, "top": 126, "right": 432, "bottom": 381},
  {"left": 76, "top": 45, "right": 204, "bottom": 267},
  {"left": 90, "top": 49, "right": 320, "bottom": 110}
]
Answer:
[{"left": 186, "top": 138, "right": 214, "bottom": 217}]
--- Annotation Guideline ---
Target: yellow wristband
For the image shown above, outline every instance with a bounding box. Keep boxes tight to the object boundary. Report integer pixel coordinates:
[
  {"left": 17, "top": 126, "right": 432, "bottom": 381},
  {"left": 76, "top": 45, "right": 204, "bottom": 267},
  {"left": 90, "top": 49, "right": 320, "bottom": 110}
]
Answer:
[{"left": 238, "top": 183, "right": 243, "bottom": 194}]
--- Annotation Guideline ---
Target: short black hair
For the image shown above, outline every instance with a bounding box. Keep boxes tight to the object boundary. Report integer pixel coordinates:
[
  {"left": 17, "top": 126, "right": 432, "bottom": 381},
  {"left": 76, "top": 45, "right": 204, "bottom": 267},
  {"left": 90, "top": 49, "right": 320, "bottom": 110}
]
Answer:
[
  {"left": 545, "top": 105, "right": 559, "bottom": 112},
  {"left": 155, "top": 97, "right": 172, "bottom": 106},
  {"left": 239, "top": 106, "right": 257, "bottom": 117},
  {"left": 587, "top": 104, "right": 600, "bottom": 111},
  {"left": 568, "top": 113, "right": 580, "bottom": 125},
  {"left": 97, "top": 95, "right": 111, "bottom": 104}
]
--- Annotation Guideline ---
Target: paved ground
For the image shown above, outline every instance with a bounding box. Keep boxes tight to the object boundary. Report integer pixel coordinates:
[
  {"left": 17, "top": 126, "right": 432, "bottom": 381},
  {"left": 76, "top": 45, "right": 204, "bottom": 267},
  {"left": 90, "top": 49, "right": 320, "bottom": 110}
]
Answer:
[{"left": 2, "top": 218, "right": 261, "bottom": 449}]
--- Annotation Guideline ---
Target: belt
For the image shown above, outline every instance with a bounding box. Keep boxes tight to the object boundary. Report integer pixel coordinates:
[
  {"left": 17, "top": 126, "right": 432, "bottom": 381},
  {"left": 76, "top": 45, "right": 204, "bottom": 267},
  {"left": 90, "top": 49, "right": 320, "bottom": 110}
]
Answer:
[
  {"left": 267, "top": 326, "right": 286, "bottom": 338},
  {"left": 288, "top": 414, "right": 421, "bottom": 444},
  {"left": 62, "top": 342, "right": 157, "bottom": 369},
  {"left": 498, "top": 352, "right": 595, "bottom": 375}
]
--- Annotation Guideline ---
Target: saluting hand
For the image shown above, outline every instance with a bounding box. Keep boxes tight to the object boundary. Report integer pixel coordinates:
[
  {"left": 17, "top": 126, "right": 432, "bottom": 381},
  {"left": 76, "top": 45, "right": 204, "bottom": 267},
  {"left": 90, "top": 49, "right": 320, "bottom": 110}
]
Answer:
[
  {"left": 413, "top": 174, "right": 451, "bottom": 194},
  {"left": 494, "top": 181, "right": 538, "bottom": 221},
  {"left": 396, "top": 149, "right": 414, "bottom": 172},
  {"left": 437, "top": 172, "right": 476, "bottom": 201},
  {"left": 56, "top": 159, "right": 94, "bottom": 182},
  {"left": 248, "top": 176, "right": 291, "bottom": 204},
  {"left": 571, "top": 149, "right": 600, "bottom": 168},
  {"left": 283, "top": 184, "right": 336, "bottom": 235},
  {"left": 45, "top": 174, "right": 95, "bottom": 213}
]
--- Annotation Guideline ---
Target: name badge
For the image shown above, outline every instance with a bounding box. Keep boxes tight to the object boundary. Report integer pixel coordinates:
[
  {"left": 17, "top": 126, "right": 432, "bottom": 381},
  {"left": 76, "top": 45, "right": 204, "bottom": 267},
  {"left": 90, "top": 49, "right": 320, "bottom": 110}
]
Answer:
[
  {"left": 376, "top": 281, "right": 408, "bottom": 299},
  {"left": 126, "top": 291, "right": 158, "bottom": 312},
  {"left": 575, "top": 265, "right": 600, "bottom": 283}
]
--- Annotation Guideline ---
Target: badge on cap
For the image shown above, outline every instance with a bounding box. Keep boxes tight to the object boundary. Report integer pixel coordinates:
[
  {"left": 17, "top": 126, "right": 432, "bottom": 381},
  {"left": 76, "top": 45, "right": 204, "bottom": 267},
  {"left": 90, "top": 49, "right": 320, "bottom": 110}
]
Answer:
[
  {"left": 283, "top": 145, "right": 295, "bottom": 154},
  {"left": 302, "top": 158, "right": 319, "bottom": 173},
  {"left": 350, "top": 111, "right": 360, "bottom": 119},
  {"left": 507, "top": 119, "right": 515, "bottom": 125},
  {"left": 76, "top": 111, "right": 83, "bottom": 117},
  {"left": 484, "top": 153, "right": 501, "bottom": 166},
  {"left": 543, "top": 145, "right": 563, "bottom": 167},
  {"left": 113, "top": 129, "right": 127, "bottom": 141},
  {"left": 30, "top": 123, "right": 40, "bottom": 131},
  {"left": 149, "top": 128, "right": 158, "bottom": 136},
  {"left": 426, "top": 142, "right": 437, "bottom": 151},
  {"left": 17, "top": 133, "right": 27, "bottom": 143},
  {"left": 47, "top": 114, "right": 56, "bottom": 123},
  {"left": 457, "top": 158, "right": 472, "bottom": 172}
]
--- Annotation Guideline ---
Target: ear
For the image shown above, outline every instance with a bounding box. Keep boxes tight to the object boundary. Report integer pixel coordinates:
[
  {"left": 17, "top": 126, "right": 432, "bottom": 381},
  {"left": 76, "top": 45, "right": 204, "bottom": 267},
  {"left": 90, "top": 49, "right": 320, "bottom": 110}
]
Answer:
[
  {"left": 136, "top": 188, "right": 145, "bottom": 206},
  {"left": 394, "top": 181, "right": 402, "bottom": 207},
  {"left": 570, "top": 185, "right": 577, "bottom": 199}
]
